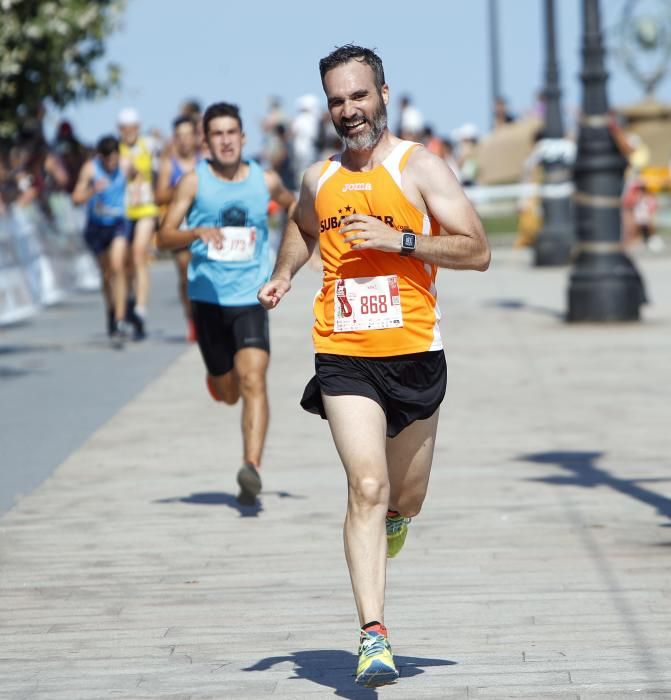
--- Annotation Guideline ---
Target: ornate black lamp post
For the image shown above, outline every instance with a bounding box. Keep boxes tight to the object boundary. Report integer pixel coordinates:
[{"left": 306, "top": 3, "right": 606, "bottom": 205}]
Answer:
[
  {"left": 567, "top": 0, "right": 644, "bottom": 321},
  {"left": 488, "top": 0, "right": 501, "bottom": 128},
  {"left": 534, "top": 0, "right": 574, "bottom": 266}
]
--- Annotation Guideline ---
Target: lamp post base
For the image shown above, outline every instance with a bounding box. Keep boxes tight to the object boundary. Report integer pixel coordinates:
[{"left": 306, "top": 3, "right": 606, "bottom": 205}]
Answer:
[
  {"left": 567, "top": 252, "right": 645, "bottom": 321},
  {"left": 534, "top": 233, "right": 572, "bottom": 266}
]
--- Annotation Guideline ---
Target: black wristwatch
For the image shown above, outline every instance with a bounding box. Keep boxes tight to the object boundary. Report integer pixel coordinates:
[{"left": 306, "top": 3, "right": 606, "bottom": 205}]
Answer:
[{"left": 400, "top": 232, "right": 416, "bottom": 256}]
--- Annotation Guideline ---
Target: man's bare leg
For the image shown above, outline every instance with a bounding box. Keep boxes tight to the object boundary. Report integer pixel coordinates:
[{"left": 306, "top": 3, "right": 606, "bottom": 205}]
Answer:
[
  {"left": 95, "top": 251, "right": 112, "bottom": 314},
  {"left": 322, "top": 394, "right": 389, "bottom": 626},
  {"left": 130, "top": 216, "right": 155, "bottom": 312},
  {"left": 208, "top": 370, "right": 240, "bottom": 405},
  {"left": 386, "top": 409, "right": 439, "bottom": 517},
  {"left": 233, "top": 347, "right": 270, "bottom": 467},
  {"left": 109, "top": 237, "right": 129, "bottom": 324}
]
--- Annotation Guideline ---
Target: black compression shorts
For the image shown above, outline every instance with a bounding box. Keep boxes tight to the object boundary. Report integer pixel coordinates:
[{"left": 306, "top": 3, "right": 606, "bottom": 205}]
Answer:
[{"left": 192, "top": 300, "right": 269, "bottom": 376}]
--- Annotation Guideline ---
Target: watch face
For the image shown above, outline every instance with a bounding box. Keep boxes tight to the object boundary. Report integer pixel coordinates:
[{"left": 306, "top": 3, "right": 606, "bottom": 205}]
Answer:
[{"left": 402, "top": 233, "right": 416, "bottom": 249}]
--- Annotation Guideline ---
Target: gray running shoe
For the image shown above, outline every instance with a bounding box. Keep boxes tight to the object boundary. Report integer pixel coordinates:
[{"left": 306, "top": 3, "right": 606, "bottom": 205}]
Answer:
[
  {"left": 236, "top": 463, "right": 262, "bottom": 505},
  {"left": 110, "top": 321, "right": 128, "bottom": 350}
]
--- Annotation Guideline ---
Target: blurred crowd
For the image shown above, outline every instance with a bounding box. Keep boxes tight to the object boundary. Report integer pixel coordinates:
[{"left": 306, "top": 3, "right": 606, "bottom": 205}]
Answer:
[{"left": 1, "top": 88, "right": 669, "bottom": 267}]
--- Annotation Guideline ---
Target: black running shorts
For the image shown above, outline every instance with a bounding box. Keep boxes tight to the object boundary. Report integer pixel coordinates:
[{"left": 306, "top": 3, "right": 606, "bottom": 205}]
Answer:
[
  {"left": 191, "top": 301, "right": 270, "bottom": 376},
  {"left": 84, "top": 220, "right": 130, "bottom": 255},
  {"left": 300, "top": 351, "right": 447, "bottom": 438}
]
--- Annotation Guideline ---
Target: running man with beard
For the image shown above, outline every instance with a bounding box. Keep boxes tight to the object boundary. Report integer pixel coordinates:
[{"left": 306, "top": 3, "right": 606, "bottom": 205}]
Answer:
[
  {"left": 258, "top": 45, "right": 490, "bottom": 687},
  {"left": 158, "top": 102, "right": 295, "bottom": 505}
]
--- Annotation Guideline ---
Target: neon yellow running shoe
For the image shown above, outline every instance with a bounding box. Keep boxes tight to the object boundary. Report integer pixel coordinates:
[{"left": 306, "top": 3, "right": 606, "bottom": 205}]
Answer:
[
  {"left": 355, "top": 628, "right": 399, "bottom": 687},
  {"left": 386, "top": 512, "right": 410, "bottom": 558}
]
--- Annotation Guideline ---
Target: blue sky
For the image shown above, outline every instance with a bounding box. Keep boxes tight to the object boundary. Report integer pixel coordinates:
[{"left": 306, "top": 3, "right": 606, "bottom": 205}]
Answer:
[{"left": 48, "top": 0, "right": 668, "bottom": 154}]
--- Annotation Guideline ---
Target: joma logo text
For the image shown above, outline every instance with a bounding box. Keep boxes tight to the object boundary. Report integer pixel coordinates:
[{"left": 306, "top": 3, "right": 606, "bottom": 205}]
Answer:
[{"left": 341, "top": 183, "right": 373, "bottom": 192}]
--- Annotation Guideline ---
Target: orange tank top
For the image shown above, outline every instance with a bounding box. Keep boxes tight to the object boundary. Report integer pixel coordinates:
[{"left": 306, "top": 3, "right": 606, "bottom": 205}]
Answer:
[{"left": 313, "top": 140, "right": 442, "bottom": 357}]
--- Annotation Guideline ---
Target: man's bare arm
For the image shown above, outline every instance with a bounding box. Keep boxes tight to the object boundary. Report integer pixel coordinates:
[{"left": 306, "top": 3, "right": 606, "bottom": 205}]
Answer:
[
  {"left": 413, "top": 149, "right": 490, "bottom": 270},
  {"left": 71, "top": 161, "right": 95, "bottom": 205},
  {"left": 339, "top": 148, "right": 490, "bottom": 271},
  {"left": 154, "top": 156, "right": 174, "bottom": 205},
  {"left": 156, "top": 171, "right": 224, "bottom": 250}
]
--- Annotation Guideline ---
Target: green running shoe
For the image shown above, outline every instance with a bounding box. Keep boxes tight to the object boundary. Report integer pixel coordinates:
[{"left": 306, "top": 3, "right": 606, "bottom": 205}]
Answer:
[
  {"left": 355, "top": 628, "right": 399, "bottom": 687},
  {"left": 386, "top": 512, "right": 410, "bottom": 558}
]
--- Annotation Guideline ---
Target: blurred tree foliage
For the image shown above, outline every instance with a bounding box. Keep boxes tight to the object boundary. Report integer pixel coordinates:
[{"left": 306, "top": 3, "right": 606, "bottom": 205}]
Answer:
[{"left": 0, "top": 0, "right": 126, "bottom": 138}]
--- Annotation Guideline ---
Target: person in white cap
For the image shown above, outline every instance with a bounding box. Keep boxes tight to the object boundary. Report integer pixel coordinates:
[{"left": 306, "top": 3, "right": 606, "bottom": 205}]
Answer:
[
  {"left": 118, "top": 107, "right": 159, "bottom": 340},
  {"left": 291, "top": 94, "right": 320, "bottom": 182},
  {"left": 453, "top": 123, "right": 480, "bottom": 187}
]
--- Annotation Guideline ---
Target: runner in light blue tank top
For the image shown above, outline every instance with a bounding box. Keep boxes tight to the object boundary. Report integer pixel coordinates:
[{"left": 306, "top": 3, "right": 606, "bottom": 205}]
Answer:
[
  {"left": 72, "top": 135, "right": 131, "bottom": 348},
  {"left": 157, "top": 102, "right": 296, "bottom": 506},
  {"left": 187, "top": 158, "right": 270, "bottom": 306},
  {"left": 88, "top": 157, "right": 126, "bottom": 226}
]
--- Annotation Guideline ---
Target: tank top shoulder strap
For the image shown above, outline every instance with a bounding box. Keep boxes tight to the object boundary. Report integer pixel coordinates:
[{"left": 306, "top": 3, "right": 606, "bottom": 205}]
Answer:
[
  {"left": 382, "top": 140, "right": 421, "bottom": 189},
  {"left": 316, "top": 156, "right": 342, "bottom": 196}
]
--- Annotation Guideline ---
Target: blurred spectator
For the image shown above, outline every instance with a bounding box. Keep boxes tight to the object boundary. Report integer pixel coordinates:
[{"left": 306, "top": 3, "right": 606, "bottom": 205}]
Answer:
[
  {"left": 607, "top": 111, "right": 653, "bottom": 247},
  {"left": 292, "top": 94, "right": 320, "bottom": 182},
  {"left": 453, "top": 123, "right": 480, "bottom": 186},
  {"left": 493, "top": 96, "right": 516, "bottom": 128},
  {"left": 0, "top": 148, "right": 14, "bottom": 213},
  {"left": 397, "top": 94, "right": 424, "bottom": 140},
  {"left": 442, "top": 137, "right": 461, "bottom": 180},
  {"left": 514, "top": 130, "right": 545, "bottom": 248},
  {"left": 528, "top": 89, "right": 546, "bottom": 120},
  {"left": 316, "top": 109, "right": 342, "bottom": 160},
  {"left": 623, "top": 180, "right": 664, "bottom": 252},
  {"left": 9, "top": 131, "right": 69, "bottom": 212},
  {"left": 179, "top": 98, "right": 205, "bottom": 152},
  {"left": 261, "top": 96, "right": 289, "bottom": 135},
  {"left": 52, "top": 121, "right": 89, "bottom": 194},
  {"left": 263, "top": 123, "right": 296, "bottom": 192},
  {"left": 422, "top": 125, "right": 444, "bottom": 155},
  {"left": 180, "top": 98, "right": 202, "bottom": 122}
]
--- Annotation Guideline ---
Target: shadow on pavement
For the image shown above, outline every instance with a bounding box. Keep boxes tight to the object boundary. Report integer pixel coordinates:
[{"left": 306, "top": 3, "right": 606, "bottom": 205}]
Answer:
[
  {"left": 0, "top": 342, "right": 63, "bottom": 354},
  {"left": 243, "top": 650, "right": 456, "bottom": 699},
  {"left": 523, "top": 451, "right": 671, "bottom": 526},
  {"left": 484, "top": 298, "right": 564, "bottom": 319},
  {"left": 155, "top": 491, "right": 264, "bottom": 518},
  {"left": 0, "top": 366, "right": 34, "bottom": 379}
]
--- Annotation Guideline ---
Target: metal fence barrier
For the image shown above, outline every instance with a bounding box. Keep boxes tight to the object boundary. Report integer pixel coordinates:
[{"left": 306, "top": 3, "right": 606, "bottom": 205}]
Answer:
[{"left": 0, "top": 198, "right": 100, "bottom": 327}]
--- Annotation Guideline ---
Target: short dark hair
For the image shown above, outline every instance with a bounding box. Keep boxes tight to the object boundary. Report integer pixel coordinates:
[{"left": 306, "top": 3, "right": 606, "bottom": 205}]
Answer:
[
  {"left": 96, "top": 135, "right": 119, "bottom": 156},
  {"left": 203, "top": 102, "right": 243, "bottom": 135},
  {"left": 173, "top": 115, "right": 196, "bottom": 132},
  {"left": 180, "top": 98, "right": 202, "bottom": 116},
  {"left": 319, "top": 44, "right": 385, "bottom": 91}
]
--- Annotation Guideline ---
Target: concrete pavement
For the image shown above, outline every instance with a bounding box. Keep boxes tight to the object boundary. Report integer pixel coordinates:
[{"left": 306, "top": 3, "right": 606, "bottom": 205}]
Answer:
[
  {"left": 1, "top": 244, "right": 670, "bottom": 699},
  {"left": 0, "top": 263, "right": 191, "bottom": 515}
]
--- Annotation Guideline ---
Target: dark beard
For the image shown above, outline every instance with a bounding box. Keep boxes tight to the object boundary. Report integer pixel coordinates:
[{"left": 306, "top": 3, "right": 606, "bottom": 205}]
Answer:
[{"left": 335, "top": 101, "right": 387, "bottom": 151}]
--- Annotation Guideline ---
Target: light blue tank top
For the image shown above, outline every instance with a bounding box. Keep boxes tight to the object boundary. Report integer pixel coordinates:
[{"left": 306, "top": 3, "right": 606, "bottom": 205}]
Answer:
[
  {"left": 187, "top": 159, "right": 270, "bottom": 306},
  {"left": 87, "top": 158, "right": 126, "bottom": 225}
]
